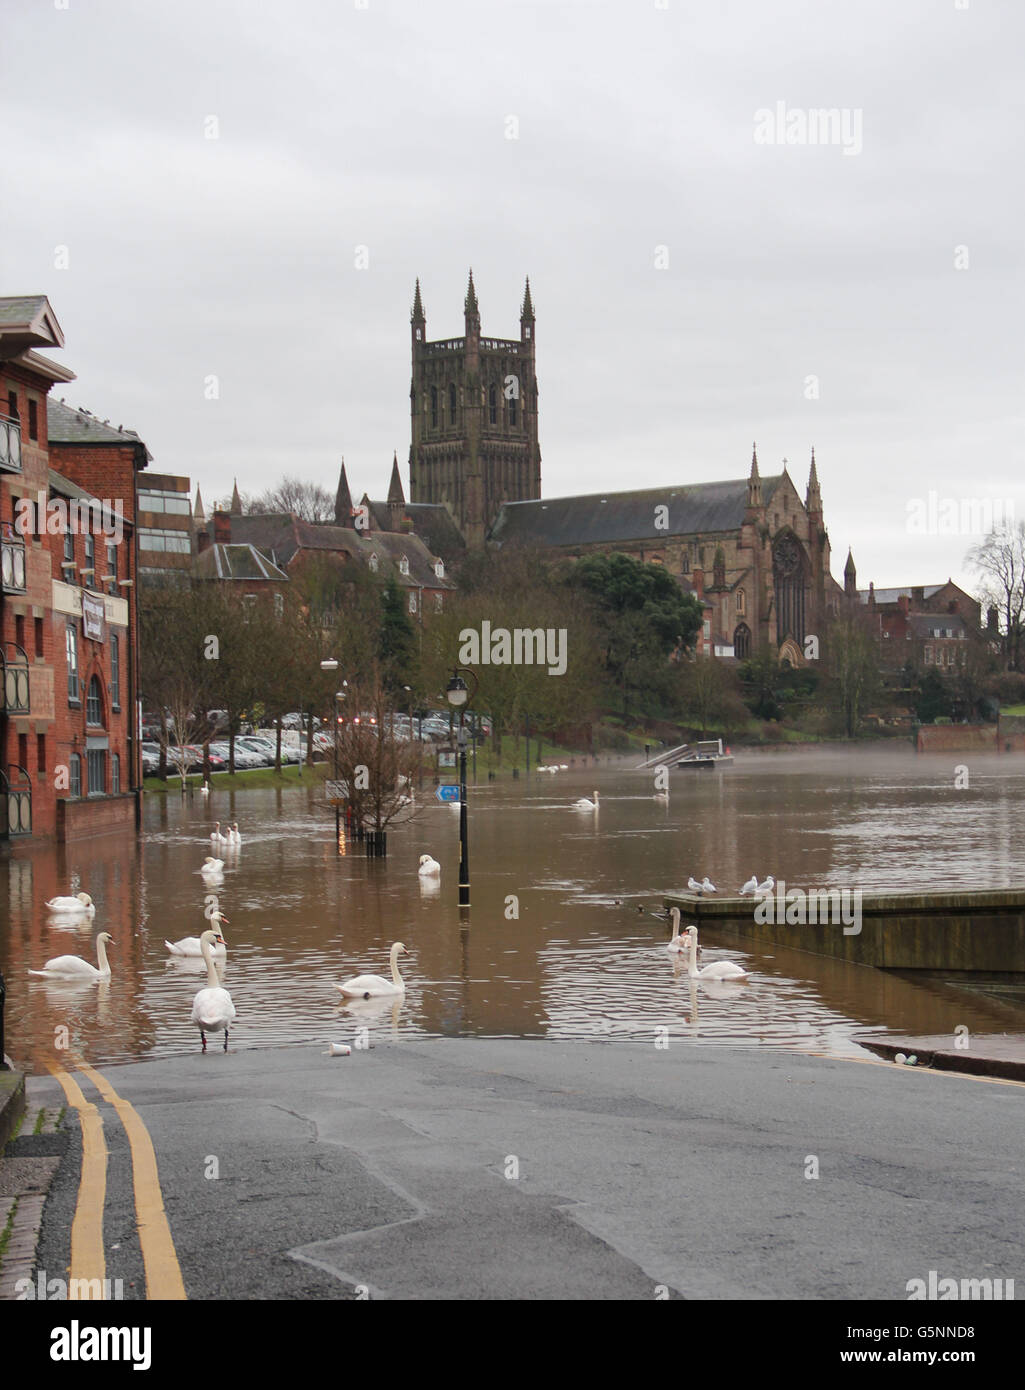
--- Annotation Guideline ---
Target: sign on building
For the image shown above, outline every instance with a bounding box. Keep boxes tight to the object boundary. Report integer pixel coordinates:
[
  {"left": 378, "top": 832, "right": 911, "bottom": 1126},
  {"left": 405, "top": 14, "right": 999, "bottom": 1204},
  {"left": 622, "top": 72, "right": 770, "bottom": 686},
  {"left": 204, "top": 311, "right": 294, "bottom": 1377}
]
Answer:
[{"left": 82, "top": 592, "right": 105, "bottom": 642}]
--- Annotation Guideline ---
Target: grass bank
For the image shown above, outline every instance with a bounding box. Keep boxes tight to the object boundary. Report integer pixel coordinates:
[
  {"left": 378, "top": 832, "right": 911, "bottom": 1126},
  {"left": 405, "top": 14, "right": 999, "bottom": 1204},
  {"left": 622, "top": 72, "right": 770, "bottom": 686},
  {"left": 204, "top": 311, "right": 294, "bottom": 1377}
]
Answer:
[{"left": 143, "top": 763, "right": 329, "bottom": 794}]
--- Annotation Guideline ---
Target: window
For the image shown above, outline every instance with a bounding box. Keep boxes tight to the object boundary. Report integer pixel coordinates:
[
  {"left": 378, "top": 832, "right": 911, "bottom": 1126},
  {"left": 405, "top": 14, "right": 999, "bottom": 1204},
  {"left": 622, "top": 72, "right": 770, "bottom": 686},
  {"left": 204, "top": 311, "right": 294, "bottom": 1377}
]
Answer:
[
  {"left": 28, "top": 398, "right": 38, "bottom": 441},
  {"left": 34, "top": 616, "right": 43, "bottom": 657},
  {"left": 69, "top": 753, "right": 81, "bottom": 797},
  {"left": 399, "top": 555, "right": 409, "bottom": 576},
  {"left": 274, "top": 592, "right": 283, "bottom": 619},
  {"left": 111, "top": 634, "right": 120, "bottom": 708},
  {"left": 449, "top": 384, "right": 457, "bottom": 424},
  {"left": 84, "top": 532, "right": 95, "bottom": 584},
  {"left": 733, "top": 623, "right": 751, "bottom": 660},
  {"left": 924, "top": 646, "right": 933, "bottom": 664},
  {"left": 136, "top": 489, "right": 191, "bottom": 515},
  {"left": 111, "top": 752, "right": 120, "bottom": 793},
  {"left": 37, "top": 733, "right": 46, "bottom": 777},
  {"left": 66, "top": 622, "right": 79, "bottom": 701},
  {"left": 368, "top": 553, "right": 379, "bottom": 573},
  {"left": 242, "top": 594, "right": 257, "bottom": 622},
  {"left": 430, "top": 386, "right": 438, "bottom": 428},
  {"left": 6, "top": 389, "right": 17, "bottom": 421},
  {"left": 87, "top": 748, "right": 105, "bottom": 796},
  {"left": 138, "top": 529, "right": 192, "bottom": 553},
  {"left": 434, "top": 559, "right": 444, "bottom": 579},
  {"left": 86, "top": 675, "right": 103, "bottom": 725},
  {"left": 408, "top": 591, "right": 418, "bottom": 614},
  {"left": 489, "top": 384, "right": 497, "bottom": 425},
  {"left": 106, "top": 542, "right": 117, "bottom": 587},
  {"left": 736, "top": 587, "right": 746, "bottom": 615},
  {"left": 434, "top": 592, "right": 444, "bottom": 613},
  {"left": 15, "top": 614, "right": 24, "bottom": 650},
  {"left": 64, "top": 525, "right": 75, "bottom": 563},
  {"left": 18, "top": 732, "right": 27, "bottom": 770},
  {"left": 509, "top": 394, "right": 517, "bottom": 427}
]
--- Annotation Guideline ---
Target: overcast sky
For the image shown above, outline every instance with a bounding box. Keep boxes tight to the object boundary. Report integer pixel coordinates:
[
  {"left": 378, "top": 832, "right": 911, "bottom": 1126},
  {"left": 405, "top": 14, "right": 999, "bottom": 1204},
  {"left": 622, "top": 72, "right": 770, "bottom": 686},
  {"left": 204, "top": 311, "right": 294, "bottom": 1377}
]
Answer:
[{"left": 3, "top": 0, "right": 1021, "bottom": 593}]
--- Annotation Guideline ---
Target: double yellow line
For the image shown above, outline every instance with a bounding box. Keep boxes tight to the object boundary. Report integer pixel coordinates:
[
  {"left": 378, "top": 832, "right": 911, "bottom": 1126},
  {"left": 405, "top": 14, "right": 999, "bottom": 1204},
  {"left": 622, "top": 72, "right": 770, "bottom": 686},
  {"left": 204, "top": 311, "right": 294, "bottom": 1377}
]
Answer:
[{"left": 45, "top": 1058, "right": 186, "bottom": 1300}]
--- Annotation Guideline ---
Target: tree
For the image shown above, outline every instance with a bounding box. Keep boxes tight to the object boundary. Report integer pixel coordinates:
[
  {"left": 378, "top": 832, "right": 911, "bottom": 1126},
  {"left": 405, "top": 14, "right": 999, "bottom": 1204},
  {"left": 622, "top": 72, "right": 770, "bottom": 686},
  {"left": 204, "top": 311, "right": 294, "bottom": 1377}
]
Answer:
[
  {"left": 249, "top": 476, "right": 335, "bottom": 524},
  {"left": 966, "top": 522, "right": 1025, "bottom": 671},
  {"left": 826, "top": 605, "right": 880, "bottom": 737},
  {"left": 681, "top": 659, "right": 746, "bottom": 739},
  {"left": 379, "top": 577, "right": 417, "bottom": 691},
  {"left": 915, "top": 669, "right": 951, "bottom": 724},
  {"left": 332, "top": 670, "right": 424, "bottom": 836}
]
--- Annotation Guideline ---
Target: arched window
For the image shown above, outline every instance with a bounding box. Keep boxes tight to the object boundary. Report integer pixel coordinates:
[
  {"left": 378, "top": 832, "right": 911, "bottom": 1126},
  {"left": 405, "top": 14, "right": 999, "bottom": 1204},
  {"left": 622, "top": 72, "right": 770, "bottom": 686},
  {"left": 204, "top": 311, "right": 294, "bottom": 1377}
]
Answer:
[
  {"left": 399, "top": 555, "right": 409, "bottom": 576},
  {"left": 772, "top": 533, "right": 806, "bottom": 646},
  {"left": 733, "top": 623, "right": 751, "bottom": 660},
  {"left": 509, "top": 388, "right": 517, "bottom": 427},
  {"left": 489, "top": 384, "right": 497, "bottom": 425},
  {"left": 736, "top": 587, "right": 746, "bottom": 616},
  {"left": 430, "top": 386, "right": 438, "bottom": 428},
  {"left": 434, "top": 559, "right": 444, "bottom": 579},
  {"left": 86, "top": 674, "right": 103, "bottom": 726},
  {"left": 449, "top": 384, "right": 457, "bottom": 424}
]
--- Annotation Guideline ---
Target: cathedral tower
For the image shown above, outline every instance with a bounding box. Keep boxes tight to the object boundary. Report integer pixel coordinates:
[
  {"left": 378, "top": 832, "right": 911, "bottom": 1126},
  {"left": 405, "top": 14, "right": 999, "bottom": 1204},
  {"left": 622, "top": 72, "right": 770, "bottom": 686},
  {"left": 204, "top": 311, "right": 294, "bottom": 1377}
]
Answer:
[{"left": 409, "top": 272, "right": 541, "bottom": 547}]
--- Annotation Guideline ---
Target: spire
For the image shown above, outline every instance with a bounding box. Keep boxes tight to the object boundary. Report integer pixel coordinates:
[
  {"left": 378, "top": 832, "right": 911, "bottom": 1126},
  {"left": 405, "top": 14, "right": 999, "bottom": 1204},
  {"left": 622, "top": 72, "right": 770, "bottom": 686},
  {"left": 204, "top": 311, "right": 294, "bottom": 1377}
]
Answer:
[
  {"left": 806, "top": 446, "right": 821, "bottom": 512},
  {"left": 747, "top": 443, "right": 762, "bottom": 509},
  {"left": 193, "top": 485, "right": 205, "bottom": 524},
  {"left": 334, "top": 458, "right": 353, "bottom": 527},
  {"left": 844, "top": 547, "right": 857, "bottom": 598},
  {"left": 387, "top": 451, "right": 405, "bottom": 507},
  {"left": 808, "top": 446, "right": 818, "bottom": 488},
  {"left": 520, "top": 276, "right": 534, "bottom": 321},
  {"left": 230, "top": 478, "right": 242, "bottom": 515},
  {"left": 464, "top": 268, "right": 479, "bottom": 316},
  {"left": 411, "top": 277, "right": 424, "bottom": 322}
]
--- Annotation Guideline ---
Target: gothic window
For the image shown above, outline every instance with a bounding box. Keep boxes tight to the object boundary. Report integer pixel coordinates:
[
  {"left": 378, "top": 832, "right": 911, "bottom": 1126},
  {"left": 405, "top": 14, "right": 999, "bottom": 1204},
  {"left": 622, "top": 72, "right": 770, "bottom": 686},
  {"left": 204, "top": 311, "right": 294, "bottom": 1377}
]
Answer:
[
  {"left": 449, "top": 384, "right": 457, "bottom": 424},
  {"left": 430, "top": 386, "right": 438, "bottom": 428},
  {"left": 66, "top": 621, "right": 79, "bottom": 702},
  {"left": 772, "top": 533, "right": 806, "bottom": 647},
  {"left": 489, "top": 384, "right": 497, "bottom": 425},
  {"left": 733, "top": 623, "right": 751, "bottom": 660},
  {"left": 415, "top": 328, "right": 422, "bottom": 341},
  {"left": 509, "top": 393, "right": 517, "bottom": 427},
  {"left": 680, "top": 548, "right": 689, "bottom": 573},
  {"left": 736, "top": 587, "right": 746, "bottom": 616}
]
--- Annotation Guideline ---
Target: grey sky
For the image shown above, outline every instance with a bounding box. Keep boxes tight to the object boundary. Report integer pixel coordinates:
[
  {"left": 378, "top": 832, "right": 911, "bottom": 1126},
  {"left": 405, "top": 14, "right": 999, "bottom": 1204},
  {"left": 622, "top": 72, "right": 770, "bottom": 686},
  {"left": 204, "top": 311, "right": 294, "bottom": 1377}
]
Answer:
[{"left": 3, "top": 0, "right": 1021, "bottom": 594}]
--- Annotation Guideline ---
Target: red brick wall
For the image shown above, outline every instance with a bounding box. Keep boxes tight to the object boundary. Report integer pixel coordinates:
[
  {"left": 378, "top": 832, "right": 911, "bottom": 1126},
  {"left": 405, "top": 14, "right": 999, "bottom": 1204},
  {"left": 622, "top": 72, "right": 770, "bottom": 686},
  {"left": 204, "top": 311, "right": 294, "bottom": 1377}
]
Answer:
[
  {"left": 916, "top": 724, "right": 997, "bottom": 753},
  {"left": 57, "top": 791, "right": 136, "bottom": 842}
]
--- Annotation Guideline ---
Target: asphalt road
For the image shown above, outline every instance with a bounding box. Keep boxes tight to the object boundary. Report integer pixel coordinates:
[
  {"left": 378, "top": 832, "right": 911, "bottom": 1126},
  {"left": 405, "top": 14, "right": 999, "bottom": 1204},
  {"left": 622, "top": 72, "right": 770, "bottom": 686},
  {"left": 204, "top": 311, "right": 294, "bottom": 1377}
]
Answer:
[{"left": 26, "top": 1039, "right": 1025, "bottom": 1300}]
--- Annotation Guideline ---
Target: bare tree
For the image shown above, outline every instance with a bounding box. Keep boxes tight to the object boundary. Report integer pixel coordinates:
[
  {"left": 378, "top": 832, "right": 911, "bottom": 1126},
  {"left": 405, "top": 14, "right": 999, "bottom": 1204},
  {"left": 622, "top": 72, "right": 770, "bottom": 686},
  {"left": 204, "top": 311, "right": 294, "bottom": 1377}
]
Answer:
[
  {"left": 332, "top": 670, "right": 425, "bottom": 836},
  {"left": 249, "top": 476, "right": 335, "bottom": 524},
  {"left": 967, "top": 521, "right": 1025, "bottom": 671}
]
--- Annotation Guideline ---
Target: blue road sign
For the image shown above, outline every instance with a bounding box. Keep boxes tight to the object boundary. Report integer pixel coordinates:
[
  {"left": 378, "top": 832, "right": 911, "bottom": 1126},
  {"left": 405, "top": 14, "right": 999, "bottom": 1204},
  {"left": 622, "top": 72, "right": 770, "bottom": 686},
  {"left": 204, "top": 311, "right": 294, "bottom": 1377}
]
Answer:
[{"left": 435, "top": 784, "right": 460, "bottom": 803}]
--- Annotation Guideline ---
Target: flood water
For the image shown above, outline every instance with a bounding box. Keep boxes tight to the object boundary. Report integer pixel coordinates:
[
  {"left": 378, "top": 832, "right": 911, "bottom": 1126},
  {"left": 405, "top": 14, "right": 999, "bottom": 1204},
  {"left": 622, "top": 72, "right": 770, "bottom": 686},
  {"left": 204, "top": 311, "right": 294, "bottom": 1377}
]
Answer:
[{"left": 3, "top": 746, "right": 1025, "bottom": 1069}]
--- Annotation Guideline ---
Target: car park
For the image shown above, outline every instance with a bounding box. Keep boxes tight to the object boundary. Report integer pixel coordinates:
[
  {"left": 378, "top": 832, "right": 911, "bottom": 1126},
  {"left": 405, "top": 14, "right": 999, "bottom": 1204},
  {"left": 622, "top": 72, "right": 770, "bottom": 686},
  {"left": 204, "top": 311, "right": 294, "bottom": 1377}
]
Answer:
[{"left": 209, "top": 741, "right": 262, "bottom": 770}]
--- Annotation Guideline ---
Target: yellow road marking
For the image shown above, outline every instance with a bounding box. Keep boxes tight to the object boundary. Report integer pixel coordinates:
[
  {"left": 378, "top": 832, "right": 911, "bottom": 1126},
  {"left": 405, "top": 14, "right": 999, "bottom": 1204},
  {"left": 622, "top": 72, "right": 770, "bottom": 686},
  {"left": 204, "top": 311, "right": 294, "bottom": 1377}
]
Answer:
[
  {"left": 74, "top": 1060, "right": 187, "bottom": 1301},
  {"left": 45, "top": 1062, "right": 107, "bottom": 1297},
  {"left": 800, "top": 1047, "right": 1025, "bottom": 1089}
]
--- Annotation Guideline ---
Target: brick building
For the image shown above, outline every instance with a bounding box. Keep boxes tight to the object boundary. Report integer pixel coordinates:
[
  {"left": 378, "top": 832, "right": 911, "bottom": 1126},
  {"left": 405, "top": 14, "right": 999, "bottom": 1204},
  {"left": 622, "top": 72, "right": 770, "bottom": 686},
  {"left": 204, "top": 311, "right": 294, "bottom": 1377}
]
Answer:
[
  {"left": 1, "top": 295, "right": 145, "bottom": 843},
  {"left": 852, "top": 572, "right": 982, "bottom": 672}
]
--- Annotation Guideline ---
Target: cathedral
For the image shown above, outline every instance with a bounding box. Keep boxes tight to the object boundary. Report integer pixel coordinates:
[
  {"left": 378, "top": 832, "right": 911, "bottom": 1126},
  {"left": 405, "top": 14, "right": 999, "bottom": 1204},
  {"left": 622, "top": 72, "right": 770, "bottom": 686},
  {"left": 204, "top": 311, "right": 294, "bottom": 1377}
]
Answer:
[{"left": 402, "top": 273, "right": 843, "bottom": 663}]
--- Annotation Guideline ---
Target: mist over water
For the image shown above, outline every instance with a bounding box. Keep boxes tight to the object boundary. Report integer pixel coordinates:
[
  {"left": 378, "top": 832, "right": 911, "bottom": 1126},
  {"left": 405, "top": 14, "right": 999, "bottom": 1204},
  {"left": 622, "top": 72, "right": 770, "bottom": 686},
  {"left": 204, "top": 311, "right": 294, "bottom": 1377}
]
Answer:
[{"left": 3, "top": 746, "right": 1024, "bottom": 1068}]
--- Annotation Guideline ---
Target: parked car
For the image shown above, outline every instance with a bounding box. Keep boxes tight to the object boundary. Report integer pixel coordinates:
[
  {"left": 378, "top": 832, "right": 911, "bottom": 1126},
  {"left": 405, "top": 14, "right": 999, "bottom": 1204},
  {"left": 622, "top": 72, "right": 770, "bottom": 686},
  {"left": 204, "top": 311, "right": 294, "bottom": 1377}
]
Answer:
[
  {"left": 209, "top": 741, "right": 262, "bottom": 770},
  {"left": 141, "top": 742, "right": 162, "bottom": 776}
]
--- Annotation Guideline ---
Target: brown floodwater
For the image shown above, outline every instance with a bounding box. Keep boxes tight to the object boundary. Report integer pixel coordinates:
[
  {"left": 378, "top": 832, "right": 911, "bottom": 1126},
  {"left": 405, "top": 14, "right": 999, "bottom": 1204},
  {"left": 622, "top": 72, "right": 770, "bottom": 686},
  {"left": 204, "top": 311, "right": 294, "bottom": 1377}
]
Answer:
[{"left": 2, "top": 746, "right": 1024, "bottom": 1069}]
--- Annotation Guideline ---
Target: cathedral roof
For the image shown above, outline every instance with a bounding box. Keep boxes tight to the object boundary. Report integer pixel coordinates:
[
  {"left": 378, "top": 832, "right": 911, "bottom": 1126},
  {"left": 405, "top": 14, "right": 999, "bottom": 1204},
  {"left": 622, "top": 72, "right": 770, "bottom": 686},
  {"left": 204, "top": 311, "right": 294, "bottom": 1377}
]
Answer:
[
  {"left": 364, "top": 499, "right": 466, "bottom": 561},
  {"left": 489, "top": 475, "right": 783, "bottom": 548}
]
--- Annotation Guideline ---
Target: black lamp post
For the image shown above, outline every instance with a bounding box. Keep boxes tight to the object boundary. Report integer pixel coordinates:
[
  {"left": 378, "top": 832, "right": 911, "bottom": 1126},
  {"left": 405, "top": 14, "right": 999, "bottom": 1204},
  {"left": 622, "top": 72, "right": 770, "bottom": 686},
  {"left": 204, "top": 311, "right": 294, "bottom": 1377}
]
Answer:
[
  {"left": 446, "top": 668, "right": 478, "bottom": 908},
  {"left": 320, "top": 660, "right": 345, "bottom": 849}
]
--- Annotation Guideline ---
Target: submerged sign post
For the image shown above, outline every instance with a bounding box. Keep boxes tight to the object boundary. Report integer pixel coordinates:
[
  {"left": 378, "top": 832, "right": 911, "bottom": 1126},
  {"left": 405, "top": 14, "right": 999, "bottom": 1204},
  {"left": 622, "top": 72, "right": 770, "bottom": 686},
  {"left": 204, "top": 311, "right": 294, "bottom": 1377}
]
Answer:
[{"left": 435, "top": 784, "right": 460, "bottom": 804}]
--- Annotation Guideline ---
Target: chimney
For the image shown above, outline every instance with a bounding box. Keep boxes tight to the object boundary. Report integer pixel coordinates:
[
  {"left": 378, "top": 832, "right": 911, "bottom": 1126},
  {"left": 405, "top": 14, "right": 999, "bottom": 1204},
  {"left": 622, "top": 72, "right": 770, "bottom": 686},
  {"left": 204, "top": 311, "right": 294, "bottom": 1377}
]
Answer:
[
  {"left": 197, "top": 528, "right": 212, "bottom": 554},
  {"left": 898, "top": 594, "right": 910, "bottom": 614},
  {"left": 213, "top": 509, "right": 232, "bottom": 544},
  {"left": 692, "top": 566, "right": 704, "bottom": 598}
]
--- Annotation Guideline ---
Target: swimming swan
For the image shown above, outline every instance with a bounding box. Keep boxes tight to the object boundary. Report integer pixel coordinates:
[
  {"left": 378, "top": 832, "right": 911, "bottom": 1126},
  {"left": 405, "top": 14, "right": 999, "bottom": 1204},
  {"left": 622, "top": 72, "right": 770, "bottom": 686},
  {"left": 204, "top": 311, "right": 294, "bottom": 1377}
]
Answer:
[
  {"left": 686, "top": 926, "right": 750, "bottom": 981},
  {"left": 166, "top": 912, "right": 229, "bottom": 957},
  {"left": 418, "top": 855, "right": 441, "bottom": 877},
  {"left": 336, "top": 942, "right": 408, "bottom": 999},
  {"left": 45, "top": 892, "right": 95, "bottom": 916},
  {"left": 30, "top": 931, "right": 114, "bottom": 980},
  {"left": 573, "top": 790, "right": 599, "bottom": 810},
  {"left": 191, "top": 929, "right": 235, "bottom": 1050}
]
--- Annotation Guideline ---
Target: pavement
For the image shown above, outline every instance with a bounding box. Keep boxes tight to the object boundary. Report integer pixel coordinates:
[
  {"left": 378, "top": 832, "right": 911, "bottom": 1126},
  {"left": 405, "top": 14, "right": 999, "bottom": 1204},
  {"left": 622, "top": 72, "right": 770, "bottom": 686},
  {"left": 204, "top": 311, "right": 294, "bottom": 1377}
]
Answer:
[
  {"left": 856, "top": 1033, "right": 1025, "bottom": 1082},
  {"left": 5, "top": 1037, "right": 1025, "bottom": 1300}
]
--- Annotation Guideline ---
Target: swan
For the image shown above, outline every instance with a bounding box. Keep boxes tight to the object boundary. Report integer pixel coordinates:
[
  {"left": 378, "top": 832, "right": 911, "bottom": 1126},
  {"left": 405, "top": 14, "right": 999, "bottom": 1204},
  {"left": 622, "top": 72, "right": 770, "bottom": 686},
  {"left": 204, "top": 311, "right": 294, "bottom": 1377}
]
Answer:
[
  {"left": 756, "top": 875, "right": 775, "bottom": 895},
  {"left": 166, "top": 912, "right": 229, "bottom": 957},
  {"left": 200, "top": 781, "right": 210, "bottom": 796},
  {"left": 229, "top": 823, "right": 242, "bottom": 846},
  {"left": 739, "top": 875, "right": 759, "bottom": 896},
  {"left": 418, "top": 855, "right": 441, "bottom": 877},
  {"left": 666, "top": 906, "right": 687, "bottom": 953},
  {"left": 573, "top": 790, "right": 599, "bottom": 810},
  {"left": 336, "top": 942, "right": 408, "bottom": 999},
  {"left": 210, "top": 822, "right": 230, "bottom": 847},
  {"left": 653, "top": 789, "right": 669, "bottom": 802},
  {"left": 191, "top": 929, "right": 235, "bottom": 1051},
  {"left": 559, "top": 764, "right": 568, "bottom": 770},
  {"left": 686, "top": 926, "right": 750, "bottom": 981},
  {"left": 200, "top": 856, "right": 224, "bottom": 876},
  {"left": 45, "top": 892, "right": 95, "bottom": 916},
  {"left": 30, "top": 932, "right": 114, "bottom": 980}
]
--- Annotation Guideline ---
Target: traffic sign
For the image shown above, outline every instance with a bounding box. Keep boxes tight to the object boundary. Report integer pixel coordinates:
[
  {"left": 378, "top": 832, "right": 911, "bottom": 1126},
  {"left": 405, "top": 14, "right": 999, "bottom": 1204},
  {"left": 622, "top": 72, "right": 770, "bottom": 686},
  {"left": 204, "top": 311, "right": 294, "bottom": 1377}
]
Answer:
[{"left": 435, "top": 784, "right": 460, "bottom": 803}]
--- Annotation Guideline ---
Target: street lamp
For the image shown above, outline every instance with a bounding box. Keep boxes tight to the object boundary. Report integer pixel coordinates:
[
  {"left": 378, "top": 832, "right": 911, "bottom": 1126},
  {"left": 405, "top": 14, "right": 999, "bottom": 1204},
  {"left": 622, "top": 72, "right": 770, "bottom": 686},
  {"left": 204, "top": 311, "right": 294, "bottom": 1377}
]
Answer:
[
  {"left": 320, "top": 659, "right": 343, "bottom": 847},
  {"left": 446, "top": 669, "right": 477, "bottom": 908}
]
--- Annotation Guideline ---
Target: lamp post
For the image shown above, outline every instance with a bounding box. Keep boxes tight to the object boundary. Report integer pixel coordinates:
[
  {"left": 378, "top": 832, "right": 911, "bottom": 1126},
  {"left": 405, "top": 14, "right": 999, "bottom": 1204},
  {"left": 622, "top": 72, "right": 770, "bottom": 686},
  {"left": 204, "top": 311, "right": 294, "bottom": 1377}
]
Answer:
[
  {"left": 446, "top": 668, "right": 478, "bottom": 908},
  {"left": 320, "top": 660, "right": 344, "bottom": 848}
]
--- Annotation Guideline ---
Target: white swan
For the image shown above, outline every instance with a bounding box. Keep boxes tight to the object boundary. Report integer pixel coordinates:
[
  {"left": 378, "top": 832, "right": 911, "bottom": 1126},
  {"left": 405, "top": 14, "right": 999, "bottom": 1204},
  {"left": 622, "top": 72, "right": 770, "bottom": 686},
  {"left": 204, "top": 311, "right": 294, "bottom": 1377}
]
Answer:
[
  {"left": 666, "top": 906, "right": 686, "bottom": 953},
  {"left": 30, "top": 931, "right": 114, "bottom": 980},
  {"left": 739, "top": 875, "right": 759, "bottom": 896},
  {"left": 45, "top": 892, "right": 95, "bottom": 916},
  {"left": 229, "top": 823, "right": 242, "bottom": 846},
  {"left": 166, "top": 912, "right": 229, "bottom": 957},
  {"left": 756, "top": 875, "right": 775, "bottom": 895},
  {"left": 200, "top": 856, "right": 224, "bottom": 876},
  {"left": 336, "top": 942, "right": 408, "bottom": 999},
  {"left": 573, "top": 790, "right": 599, "bottom": 810},
  {"left": 211, "top": 822, "right": 230, "bottom": 847},
  {"left": 418, "top": 855, "right": 441, "bottom": 877},
  {"left": 191, "top": 929, "right": 235, "bottom": 1051},
  {"left": 686, "top": 926, "right": 750, "bottom": 981},
  {"left": 200, "top": 780, "right": 210, "bottom": 796}
]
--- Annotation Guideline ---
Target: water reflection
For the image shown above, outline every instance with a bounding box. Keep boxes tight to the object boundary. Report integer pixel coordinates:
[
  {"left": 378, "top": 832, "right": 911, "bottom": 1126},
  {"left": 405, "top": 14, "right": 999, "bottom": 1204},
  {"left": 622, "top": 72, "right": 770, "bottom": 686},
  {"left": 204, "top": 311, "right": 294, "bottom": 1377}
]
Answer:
[{"left": 2, "top": 747, "right": 1025, "bottom": 1068}]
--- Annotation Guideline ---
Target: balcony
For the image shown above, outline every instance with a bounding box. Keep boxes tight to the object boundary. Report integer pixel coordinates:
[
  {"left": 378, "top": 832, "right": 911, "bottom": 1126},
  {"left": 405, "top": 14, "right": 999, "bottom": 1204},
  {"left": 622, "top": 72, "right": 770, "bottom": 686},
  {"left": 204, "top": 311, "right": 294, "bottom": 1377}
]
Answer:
[
  {"left": 1, "top": 643, "right": 30, "bottom": 714},
  {"left": 0, "top": 414, "right": 22, "bottom": 473},
  {"left": 1, "top": 536, "right": 26, "bottom": 592}
]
